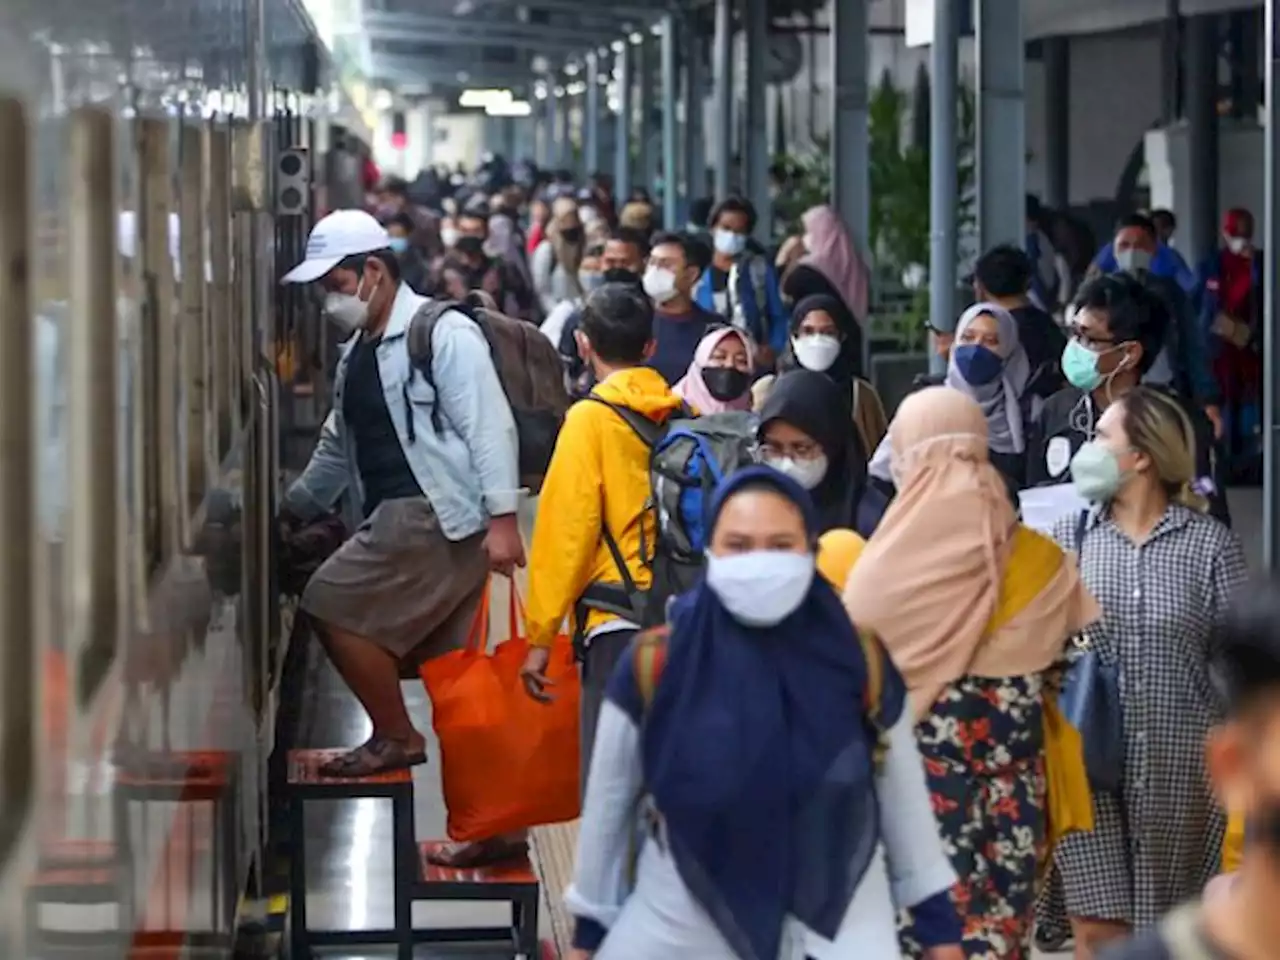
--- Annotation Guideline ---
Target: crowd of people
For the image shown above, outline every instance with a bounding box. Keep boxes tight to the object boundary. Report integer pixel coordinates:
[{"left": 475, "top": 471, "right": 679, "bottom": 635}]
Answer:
[{"left": 277, "top": 160, "right": 1276, "bottom": 960}]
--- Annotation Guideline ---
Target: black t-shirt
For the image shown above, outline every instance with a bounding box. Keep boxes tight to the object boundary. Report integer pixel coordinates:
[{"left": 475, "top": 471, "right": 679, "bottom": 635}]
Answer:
[
  {"left": 1024, "top": 384, "right": 1231, "bottom": 526},
  {"left": 342, "top": 335, "right": 424, "bottom": 517},
  {"left": 1008, "top": 303, "right": 1067, "bottom": 399}
]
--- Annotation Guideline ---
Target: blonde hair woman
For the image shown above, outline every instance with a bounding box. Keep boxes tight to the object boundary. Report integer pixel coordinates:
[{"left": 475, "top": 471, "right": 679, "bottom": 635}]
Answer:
[
  {"left": 1045, "top": 385, "right": 1247, "bottom": 959},
  {"left": 843, "top": 387, "right": 1098, "bottom": 958}
]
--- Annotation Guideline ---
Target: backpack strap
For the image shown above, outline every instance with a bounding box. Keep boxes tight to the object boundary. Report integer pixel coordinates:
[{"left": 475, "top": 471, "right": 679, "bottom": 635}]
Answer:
[
  {"left": 407, "top": 298, "right": 482, "bottom": 435},
  {"left": 584, "top": 395, "right": 669, "bottom": 447},
  {"left": 632, "top": 626, "right": 670, "bottom": 709},
  {"left": 856, "top": 627, "right": 891, "bottom": 771}
]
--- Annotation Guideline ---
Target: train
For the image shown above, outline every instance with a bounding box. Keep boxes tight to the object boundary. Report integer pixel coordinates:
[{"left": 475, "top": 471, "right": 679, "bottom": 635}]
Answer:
[{"left": 0, "top": 0, "right": 362, "bottom": 955}]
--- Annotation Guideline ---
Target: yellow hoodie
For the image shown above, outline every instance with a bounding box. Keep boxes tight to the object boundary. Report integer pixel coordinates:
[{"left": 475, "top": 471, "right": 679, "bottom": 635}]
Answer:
[{"left": 525, "top": 367, "right": 686, "bottom": 648}]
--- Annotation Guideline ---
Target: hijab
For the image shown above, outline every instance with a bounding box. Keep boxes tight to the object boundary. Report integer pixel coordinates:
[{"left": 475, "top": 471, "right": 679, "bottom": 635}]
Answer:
[
  {"left": 776, "top": 293, "right": 862, "bottom": 395},
  {"left": 795, "top": 205, "right": 870, "bottom": 323},
  {"left": 640, "top": 466, "right": 906, "bottom": 960},
  {"left": 758, "top": 369, "right": 870, "bottom": 535},
  {"left": 673, "top": 327, "right": 756, "bottom": 414},
  {"left": 548, "top": 197, "right": 584, "bottom": 298},
  {"left": 945, "top": 302, "right": 1031, "bottom": 455},
  {"left": 843, "top": 388, "right": 1098, "bottom": 719}
]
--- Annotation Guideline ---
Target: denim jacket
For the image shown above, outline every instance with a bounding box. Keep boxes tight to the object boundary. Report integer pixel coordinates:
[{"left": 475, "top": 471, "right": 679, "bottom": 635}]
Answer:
[{"left": 284, "top": 283, "right": 520, "bottom": 540}]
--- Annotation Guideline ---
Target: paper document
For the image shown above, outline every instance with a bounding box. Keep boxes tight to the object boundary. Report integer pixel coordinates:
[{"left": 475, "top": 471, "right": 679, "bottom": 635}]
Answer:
[{"left": 1018, "top": 484, "right": 1089, "bottom": 536}]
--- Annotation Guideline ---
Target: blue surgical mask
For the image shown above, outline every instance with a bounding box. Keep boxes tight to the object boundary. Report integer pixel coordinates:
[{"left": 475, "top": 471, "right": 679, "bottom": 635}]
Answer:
[
  {"left": 1070, "top": 441, "right": 1128, "bottom": 503},
  {"left": 388, "top": 236, "right": 409, "bottom": 254},
  {"left": 705, "top": 550, "right": 815, "bottom": 627},
  {"left": 953, "top": 344, "right": 1004, "bottom": 386}
]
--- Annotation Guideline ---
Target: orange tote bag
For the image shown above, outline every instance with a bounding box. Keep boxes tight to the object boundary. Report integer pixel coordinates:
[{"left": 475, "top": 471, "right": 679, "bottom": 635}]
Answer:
[{"left": 419, "top": 582, "right": 582, "bottom": 841}]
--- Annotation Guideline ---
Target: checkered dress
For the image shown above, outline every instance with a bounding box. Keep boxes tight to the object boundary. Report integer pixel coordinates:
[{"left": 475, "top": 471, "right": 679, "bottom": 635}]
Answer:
[{"left": 1042, "top": 504, "right": 1246, "bottom": 928}]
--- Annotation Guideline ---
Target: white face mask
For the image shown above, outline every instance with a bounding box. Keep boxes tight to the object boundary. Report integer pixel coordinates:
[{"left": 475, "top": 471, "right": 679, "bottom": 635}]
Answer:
[
  {"left": 1115, "top": 247, "right": 1153, "bottom": 274},
  {"left": 323, "top": 274, "right": 371, "bottom": 333},
  {"left": 1226, "top": 235, "right": 1250, "bottom": 255},
  {"left": 643, "top": 266, "right": 679, "bottom": 305},
  {"left": 441, "top": 227, "right": 461, "bottom": 248},
  {"left": 705, "top": 550, "right": 816, "bottom": 627},
  {"left": 764, "top": 453, "right": 829, "bottom": 490},
  {"left": 792, "top": 334, "right": 841, "bottom": 372},
  {"left": 713, "top": 229, "right": 748, "bottom": 257}
]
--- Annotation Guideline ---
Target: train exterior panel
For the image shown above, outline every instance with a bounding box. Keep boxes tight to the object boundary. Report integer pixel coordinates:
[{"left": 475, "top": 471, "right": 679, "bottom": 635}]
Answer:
[{"left": 0, "top": 0, "right": 361, "bottom": 955}]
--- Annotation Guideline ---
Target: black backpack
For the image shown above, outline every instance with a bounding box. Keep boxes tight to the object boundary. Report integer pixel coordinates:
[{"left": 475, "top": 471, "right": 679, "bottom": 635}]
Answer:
[{"left": 575, "top": 401, "right": 759, "bottom": 640}]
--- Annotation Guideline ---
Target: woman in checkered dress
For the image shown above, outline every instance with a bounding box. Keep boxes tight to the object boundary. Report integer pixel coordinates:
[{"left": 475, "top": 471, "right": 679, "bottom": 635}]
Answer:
[{"left": 1038, "top": 388, "right": 1247, "bottom": 957}]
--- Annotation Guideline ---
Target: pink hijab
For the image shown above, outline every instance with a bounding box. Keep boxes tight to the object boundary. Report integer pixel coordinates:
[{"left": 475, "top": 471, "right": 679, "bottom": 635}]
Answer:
[
  {"left": 673, "top": 327, "right": 755, "bottom": 413},
  {"left": 843, "top": 387, "right": 1098, "bottom": 719},
  {"left": 798, "top": 205, "right": 871, "bottom": 324}
]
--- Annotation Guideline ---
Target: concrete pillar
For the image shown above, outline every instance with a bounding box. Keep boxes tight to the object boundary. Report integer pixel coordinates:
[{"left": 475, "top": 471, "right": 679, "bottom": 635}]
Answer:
[
  {"left": 540, "top": 82, "right": 556, "bottom": 168},
  {"left": 1185, "top": 13, "right": 1220, "bottom": 265},
  {"left": 637, "top": 34, "right": 655, "bottom": 194},
  {"left": 831, "top": 0, "right": 869, "bottom": 265},
  {"left": 615, "top": 44, "right": 633, "bottom": 203},
  {"left": 661, "top": 14, "right": 679, "bottom": 227},
  {"left": 713, "top": 0, "right": 734, "bottom": 202},
  {"left": 928, "top": 0, "right": 959, "bottom": 374},
  {"left": 976, "top": 0, "right": 1026, "bottom": 250},
  {"left": 683, "top": 30, "right": 706, "bottom": 217},
  {"left": 743, "top": 0, "right": 768, "bottom": 239},
  {"left": 1160, "top": 0, "right": 1181, "bottom": 124},
  {"left": 1043, "top": 36, "right": 1069, "bottom": 211},
  {"left": 585, "top": 51, "right": 601, "bottom": 177},
  {"left": 1263, "top": 0, "right": 1279, "bottom": 569}
]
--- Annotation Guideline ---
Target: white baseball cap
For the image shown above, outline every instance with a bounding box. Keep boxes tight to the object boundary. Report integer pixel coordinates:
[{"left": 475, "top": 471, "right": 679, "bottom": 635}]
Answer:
[{"left": 281, "top": 209, "right": 391, "bottom": 284}]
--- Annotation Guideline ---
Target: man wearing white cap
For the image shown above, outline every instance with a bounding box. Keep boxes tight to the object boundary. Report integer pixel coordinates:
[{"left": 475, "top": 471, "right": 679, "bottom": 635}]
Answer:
[{"left": 281, "top": 209, "right": 524, "bottom": 788}]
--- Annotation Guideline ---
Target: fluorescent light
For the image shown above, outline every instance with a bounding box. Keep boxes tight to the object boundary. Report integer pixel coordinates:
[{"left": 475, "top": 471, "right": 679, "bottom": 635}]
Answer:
[
  {"left": 459, "top": 88, "right": 514, "bottom": 108},
  {"left": 486, "top": 100, "right": 532, "bottom": 117}
]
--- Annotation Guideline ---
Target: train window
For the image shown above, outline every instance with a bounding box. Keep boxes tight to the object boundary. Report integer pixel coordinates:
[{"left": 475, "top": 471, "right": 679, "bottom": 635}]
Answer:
[
  {"left": 178, "top": 123, "right": 208, "bottom": 523},
  {"left": 0, "top": 97, "right": 36, "bottom": 858},
  {"left": 137, "top": 117, "right": 179, "bottom": 575},
  {"left": 66, "top": 106, "right": 121, "bottom": 706},
  {"left": 207, "top": 125, "right": 232, "bottom": 463}
]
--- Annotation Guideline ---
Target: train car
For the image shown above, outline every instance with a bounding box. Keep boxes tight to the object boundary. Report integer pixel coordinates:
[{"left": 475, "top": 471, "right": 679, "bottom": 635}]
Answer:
[{"left": 0, "top": 0, "right": 362, "bottom": 955}]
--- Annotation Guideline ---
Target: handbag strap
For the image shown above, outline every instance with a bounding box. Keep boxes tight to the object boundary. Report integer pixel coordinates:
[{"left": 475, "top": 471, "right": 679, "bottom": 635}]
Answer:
[{"left": 1073, "top": 508, "right": 1089, "bottom": 558}]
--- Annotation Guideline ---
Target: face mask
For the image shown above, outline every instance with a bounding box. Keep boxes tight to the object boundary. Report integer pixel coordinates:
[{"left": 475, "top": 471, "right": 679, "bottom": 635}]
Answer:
[
  {"left": 324, "top": 274, "right": 371, "bottom": 333},
  {"left": 701, "top": 366, "right": 751, "bottom": 403},
  {"left": 643, "top": 266, "right": 678, "bottom": 305},
  {"left": 388, "top": 236, "right": 409, "bottom": 254},
  {"left": 456, "top": 236, "right": 486, "bottom": 258},
  {"left": 1115, "top": 247, "right": 1153, "bottom": 274},
  {"left": 713, "top": 229, "right": 748, "bottom": 257},
  {"left": 603, "top": 267, "right": 640, "bottom": 285},
  {"left": 1062, "top": 338, "right": 1107, "bottom": 392},
  {"left": 764, "top": 453, "right": 829, "bottom": 491},
  {"left": 579, "top": 271, "right": 604, "bottom": 293},
  {"left": 441, "top": 227, "right": 461, "bottom": 248},
  {"left": 705, "top": 549, "right": 816, "bottom": 628},
  {"left": 1226, "top": 235, "right": 1250, "bottom": 255},
  {"left": 792, "top": 334, "right": 841, "bottom": 373},
  {"left": 580, "top": 207, "right": 600, "bottom": 225},
  {"left": 561, "top": 226, "right": 583, "bottom": 244},
  {"left": 953, "top": 344, "right": 1004, "bottom": 387},
  {"left": 1070, "top": 441, "right": 1128, "bottom": 503}
]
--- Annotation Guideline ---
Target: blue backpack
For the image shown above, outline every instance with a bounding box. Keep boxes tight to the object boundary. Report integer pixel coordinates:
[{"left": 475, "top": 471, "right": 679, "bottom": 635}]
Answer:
[{"left": 579, "top": 404, "right": 759, "bottom": 631}]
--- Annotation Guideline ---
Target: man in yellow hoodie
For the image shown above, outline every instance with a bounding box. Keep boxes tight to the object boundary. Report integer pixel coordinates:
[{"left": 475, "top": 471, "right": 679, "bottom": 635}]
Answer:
[{"left": 519, "top": 282, "right": 686, "bottom": 789}]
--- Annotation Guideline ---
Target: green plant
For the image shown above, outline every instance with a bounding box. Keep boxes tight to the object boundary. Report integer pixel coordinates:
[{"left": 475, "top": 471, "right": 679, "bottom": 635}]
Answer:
[{"left": 770, "top": 142, "right": 830, "bottom": 237}]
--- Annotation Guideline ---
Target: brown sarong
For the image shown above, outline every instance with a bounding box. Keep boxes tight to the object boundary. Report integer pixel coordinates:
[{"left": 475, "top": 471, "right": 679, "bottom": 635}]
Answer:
[{"left": 301, "top": 497, "right": 488, "bottom": 663}]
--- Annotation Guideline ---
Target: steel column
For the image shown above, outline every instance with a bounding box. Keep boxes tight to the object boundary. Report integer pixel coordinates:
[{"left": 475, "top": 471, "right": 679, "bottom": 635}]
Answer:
[
  {"left": 976, "top": 0, "right": 1026, "bottom": 250},
  {"left": 1160, "top": 0, "right": 1181, "bottom": 124},
  {"left": 1043, "top": 36, "right": 1069, "bottom": 210},
  {"left": 637, "top": 34, "right": 655, "bottom": 194},
  {"left": 661, "top": 15, "right": 679, "bottom": 227},
  {"left": 1186, "top": 13, "right": 1220, "bottom": 266},
  {"left": 744, "top": 0, "right": 768, "bottom": 238},
  {"left": 585, "top": 50, "right": 601, "bottom": 176},
  {"left": 831, "top": 0, "right": 869, "bottom": 289},
  {"left": 928, "top": 0, "right": 959, "bottom": 374},
  {"left": 1265, "top": 0, "right": 1279, "bottom": 570},
  {"left": 713, "top": 0, "right": 734, "bottom": 201},
  {"left": 615, "top": 44, "right": 633, "bottom": 204},
  {"left": 683, "top": 30, "right": 706, "bottom": 217},
  {"left": 542, "top": 83, "right": 557, "bottom": 169}
]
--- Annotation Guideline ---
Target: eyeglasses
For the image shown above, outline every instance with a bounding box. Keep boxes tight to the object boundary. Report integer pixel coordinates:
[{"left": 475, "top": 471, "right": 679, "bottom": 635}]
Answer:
[
  {"left": 1069, "top": 327, "right": 1118, "bottom": 352},
  {"left": 760, "top": 439, "right": 822, "bottom": 461}
]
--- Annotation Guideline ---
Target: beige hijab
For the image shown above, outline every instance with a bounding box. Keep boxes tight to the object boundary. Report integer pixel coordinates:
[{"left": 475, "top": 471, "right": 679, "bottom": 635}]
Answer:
[
  {"left": 843, "top": 387, "right": 1098, "bottom": 719},
  {"left": 548, "top": 196, "right": 584, "bottom": 298}
]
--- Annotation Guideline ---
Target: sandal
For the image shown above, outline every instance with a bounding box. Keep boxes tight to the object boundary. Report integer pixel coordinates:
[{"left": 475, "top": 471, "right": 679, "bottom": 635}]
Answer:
[
  {"left": 318, "top": 736, "right": 427, "bottom": 778},
  {"left": 425, "top": 836, "right": 529, "bottom": 868}
]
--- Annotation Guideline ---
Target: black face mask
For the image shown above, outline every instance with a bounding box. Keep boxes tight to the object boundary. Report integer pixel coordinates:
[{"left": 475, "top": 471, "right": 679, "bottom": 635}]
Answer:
[
  {"left": 702, "top": 366, "right": 751, "bottom": 403},
  {"left": 602, "top": 267, "right": 640, "bottom": 285},
  {"left": 561, "top": 227, "right": 583, "bottom": 244}
]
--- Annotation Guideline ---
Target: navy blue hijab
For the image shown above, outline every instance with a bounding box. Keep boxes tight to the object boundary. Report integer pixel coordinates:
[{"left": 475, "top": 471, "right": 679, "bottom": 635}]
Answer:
[{"left": 637, "top": 466, "right": 906, "bottom": 960}]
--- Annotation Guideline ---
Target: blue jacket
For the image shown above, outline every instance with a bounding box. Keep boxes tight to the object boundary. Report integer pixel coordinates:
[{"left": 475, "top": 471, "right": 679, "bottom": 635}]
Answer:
[
  {"left": 693, "top": 252, "right": 789, "bottom": 355},
  {"left": 1194, "top": 251, "right": 1262, "bottom": 361},
  {"left": 284, "top": 283, "right": 521, "bottom": 539},
  {"left": 1093, "top": 241, "right": 1198, "bottom": 295}
]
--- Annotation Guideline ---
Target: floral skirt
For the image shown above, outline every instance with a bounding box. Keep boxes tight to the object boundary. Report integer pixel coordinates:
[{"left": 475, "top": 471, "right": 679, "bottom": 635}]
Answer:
[{"left": 901, "top": 675, "right": 1047, "bottom": 960}]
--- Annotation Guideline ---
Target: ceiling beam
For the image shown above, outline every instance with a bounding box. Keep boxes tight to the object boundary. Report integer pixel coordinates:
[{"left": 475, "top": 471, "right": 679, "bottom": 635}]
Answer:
[
  {"left": 370, "top": 54, "right": 542, "bottom": 84},
  {"left": 466, "top": 0, "right": 674, "bottom": 19},
  {"left": 363, "top": 11, "right": 629, "bottom": 43}
]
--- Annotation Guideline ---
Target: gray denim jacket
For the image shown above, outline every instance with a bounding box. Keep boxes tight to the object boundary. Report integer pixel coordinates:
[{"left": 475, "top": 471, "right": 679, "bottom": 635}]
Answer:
[{"left": 283, "top": 283, "right": 520, "bottom": 540}]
